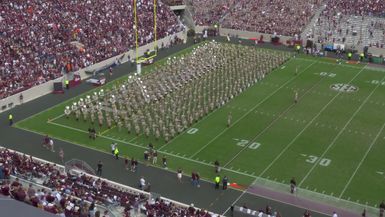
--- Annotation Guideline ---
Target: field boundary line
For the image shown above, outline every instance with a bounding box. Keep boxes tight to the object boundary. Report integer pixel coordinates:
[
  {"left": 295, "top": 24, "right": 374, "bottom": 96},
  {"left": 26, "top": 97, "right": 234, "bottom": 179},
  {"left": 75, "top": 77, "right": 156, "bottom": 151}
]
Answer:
[
  {"left": 221, "top": 63, "right": 368, "bottom": 215},
  {"left": 223, "top": 74, "right": 327, "bottom": 167},
  {"left": 190, "top": 59, "right": 318, "bottom": 158},
  {"left": 19, "top": 119, "right": 378, "bottom": 213},
  {"left": 339, "top": 119, "right": 385, "bottom": 198},
  {"left": 45, "top": 120, "right": 257, "bottom": 179},
  {"left": 299, "top": 70, "right": 385, "bottom": 186}
]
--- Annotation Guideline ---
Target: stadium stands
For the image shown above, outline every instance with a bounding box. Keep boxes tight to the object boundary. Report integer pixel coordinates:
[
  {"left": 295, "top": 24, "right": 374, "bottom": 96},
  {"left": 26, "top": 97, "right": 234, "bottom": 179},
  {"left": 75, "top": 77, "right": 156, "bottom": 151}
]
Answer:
[
  {"left": 190, "top": 0, "right": 323, "bottom": 36},
  {"left": 222, "top": 0, "right": 323, "bottom": 36},
  {"left": 0, "top": 147, "right": 217, "bottom": 217},
  {"left": 191, "top": 0, "right": 236, "bottom": 26},
  {"left": 310, "top": 0, "right": 385, "bottom": 48},
  {"left": 0, "top": 0, "right": 184, "bottom": 99}
]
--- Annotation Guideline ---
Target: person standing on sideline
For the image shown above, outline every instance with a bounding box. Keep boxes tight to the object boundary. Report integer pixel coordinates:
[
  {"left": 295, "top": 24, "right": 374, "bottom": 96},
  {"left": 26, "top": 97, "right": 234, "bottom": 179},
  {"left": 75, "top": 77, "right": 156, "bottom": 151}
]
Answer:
[
  {"left": 290, "top": 177, "right": 297, "bottom": 194},
  {"left": 222, "top": 176, "right": 228, "bottom": 190},
  {"left": 96, "top": 161, "right": 103, "bottom": 176},
  {"left": 177, "top": 168, "right": 182, "bottom": 183},
  {"left": 214, "top": 160, "right": 220, "bottom": 173},
  {"left": 8, "top": 114, "right": 13, "bottom": 126},
  {"left": 227, "top": 112, "right": 232, "bottom": 127},
  {"left": 139, "top": 176, "right": 146, "bottom": 190},
  {"left": 380, "top": 200, "right": 385, "bottom": 216},
  {"left": 162, "top": 155, "right": 167, "bottom": 169},
  {"left": 191, "top": 172, "right": 197, "bottom": 187},
  {"left": 196, "top": 172, "right": 200, "bottom": 188},
  {"left": 19, "top": 94, "right": 23, "bottom": 104},
  {"left": 114, "top": 146, "right": 119, "bottom": 160},
  {"left": 361, "top": 208, "right": 366, "bottom": 217},
  {"left": 110, "top": 143, "right": 116, "bottom": 156},
  {"left": 214, "top": 175, "right": 220, "bottom": 189},
  {"left": 109, "top": 67, "right": 113, "bottom": 77},
  {"left": 124, "top": 157, "right": 129, "bottom": 170},
  {"left": 49, "top": 139, "right": 55, "bottom": 152},
  {"left": 332, "top": 211, "right": 338, "bottom": 217},
  {"left": 59, "top": 148, "right": 64, "bottom": 163},
  {"left": 152, "top": 151, "right": 157, "bottom": 165},
  {"left": 65, "top": 79, "right": 69, "bottom": 90},
  {"left": 303, "top": 210, "right": 311, "bottom": 217}
]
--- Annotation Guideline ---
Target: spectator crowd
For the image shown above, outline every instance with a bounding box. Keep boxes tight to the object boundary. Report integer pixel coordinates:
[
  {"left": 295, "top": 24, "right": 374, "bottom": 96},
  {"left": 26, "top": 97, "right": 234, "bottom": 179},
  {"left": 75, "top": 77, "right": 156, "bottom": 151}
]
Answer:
[
  {"left": 0, "top": 0, "right": 183, "bottom": 99},
  {"left": 0, "top": 147, "right": 215, "bottom": 217},
  {"left": 310, "top": 0, "right": 385, "bottom": 47}
]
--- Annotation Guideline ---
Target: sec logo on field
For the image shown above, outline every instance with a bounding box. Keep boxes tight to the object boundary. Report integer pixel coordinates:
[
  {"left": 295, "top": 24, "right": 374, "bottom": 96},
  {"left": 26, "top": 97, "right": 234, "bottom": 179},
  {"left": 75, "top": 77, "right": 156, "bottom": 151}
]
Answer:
[{"left": 330, "top": 83, "right": 359, "bottom": 93}]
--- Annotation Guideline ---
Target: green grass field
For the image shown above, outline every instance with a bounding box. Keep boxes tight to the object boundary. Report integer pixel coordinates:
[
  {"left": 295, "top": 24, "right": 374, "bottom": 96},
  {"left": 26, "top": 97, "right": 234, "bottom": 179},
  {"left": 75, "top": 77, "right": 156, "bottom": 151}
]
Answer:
[{"left": 16, "top": 44, "right": 385, "bottom": 213}]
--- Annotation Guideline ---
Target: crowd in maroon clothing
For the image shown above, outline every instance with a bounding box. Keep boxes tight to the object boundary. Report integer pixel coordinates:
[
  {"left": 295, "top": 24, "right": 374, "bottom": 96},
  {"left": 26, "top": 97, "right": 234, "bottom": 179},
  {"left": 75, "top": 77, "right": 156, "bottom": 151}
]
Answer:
[
  {"left": 0, "top": 0, "right": 183, "bottom": 99},
  {"left": 222, "top": 0, "right": 323, "bottom": 36},
  {"left": 191, "top": 0, "right": 323, "bottom": 36},
  {"left": 191, "top": 0, "right": 236, "bottom": 26},
  {"left": 143, "top": 198, "right": 212, "bottom": 217},
  {"left": 0, "top": 148, "right": 214, "bottom": 217}
]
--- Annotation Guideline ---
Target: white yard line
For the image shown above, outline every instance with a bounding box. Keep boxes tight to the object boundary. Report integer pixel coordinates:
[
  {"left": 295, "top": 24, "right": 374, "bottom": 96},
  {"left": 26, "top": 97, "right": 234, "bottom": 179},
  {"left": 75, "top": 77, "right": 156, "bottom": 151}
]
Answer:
[
  {"left": 23, "top": 113, "right": 378, "bottom": 213},
  {"left": 299, "top": 72, "right": 385, "bottom": 186},
  {"left": 157, "top": 104, "right": 219, "bottom": 151},
  {"left": 223, "top": 73, "right": 326, "bottom": 167},
  {"left": 221, "top": 63, "right": 368, "bottom": 215},
  {"left": 338, "top": 120, "right": 385, "bottom": 198},
  {"left": 158, "top": 58, "right": 300, "bottom": 151},
  {"left": 46, "top": 120, "right": 257, "bottom": 179},
  {"left": 190, "top": 60, "right": 318, "bottom": 158}
]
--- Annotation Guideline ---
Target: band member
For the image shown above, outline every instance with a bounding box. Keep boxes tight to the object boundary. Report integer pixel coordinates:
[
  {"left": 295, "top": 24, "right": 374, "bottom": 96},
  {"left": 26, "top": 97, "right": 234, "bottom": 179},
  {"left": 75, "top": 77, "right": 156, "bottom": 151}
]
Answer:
[{"left": 64, "top": 106, "right": 71, "bottom": 119}]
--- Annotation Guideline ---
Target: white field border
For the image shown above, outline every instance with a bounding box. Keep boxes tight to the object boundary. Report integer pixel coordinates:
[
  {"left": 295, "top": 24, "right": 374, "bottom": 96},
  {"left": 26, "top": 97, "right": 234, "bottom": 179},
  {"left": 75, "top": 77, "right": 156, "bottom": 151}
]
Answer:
[
  {"left": 16, "top": 57, "right": 383, "bottom": 214},
  {"left": 40, "top": 111, "right": 378, "bottom": 215},
  {"left": 221, "top": 62, "right": 369, "bottom": 215}
]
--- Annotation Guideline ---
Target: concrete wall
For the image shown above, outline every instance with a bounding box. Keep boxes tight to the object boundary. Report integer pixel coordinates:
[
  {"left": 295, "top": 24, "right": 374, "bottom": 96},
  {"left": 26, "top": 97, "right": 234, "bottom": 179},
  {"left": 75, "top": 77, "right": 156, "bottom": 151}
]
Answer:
[
  {"left": 194, "top": 26, "right": 295, "bottom": 46},
  {"left": 368, "top": 46, "right": 385, "bottom": 57},
  {"left": 0, "top": 31, "right": 187, "bottom": 113},
  {"left": 219, "top": 28, "right": 294, "bottom": 45}
]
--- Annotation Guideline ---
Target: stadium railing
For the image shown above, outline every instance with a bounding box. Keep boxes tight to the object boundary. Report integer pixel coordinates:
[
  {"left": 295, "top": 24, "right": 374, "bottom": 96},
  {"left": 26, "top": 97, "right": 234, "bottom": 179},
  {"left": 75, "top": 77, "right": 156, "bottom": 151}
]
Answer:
[
  {"left": 6, "top": 175, "right": 116, "bottom": 217},
  {"left": 1, "top": 146, "right": 221, "bottom": 217}
]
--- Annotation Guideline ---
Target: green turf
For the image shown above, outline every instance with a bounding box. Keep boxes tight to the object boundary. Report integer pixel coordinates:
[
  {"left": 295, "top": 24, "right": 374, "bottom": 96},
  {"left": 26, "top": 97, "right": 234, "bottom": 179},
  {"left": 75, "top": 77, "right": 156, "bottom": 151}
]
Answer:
[{"left": 16, "top": 44, "right": 385, "bottom": 213}]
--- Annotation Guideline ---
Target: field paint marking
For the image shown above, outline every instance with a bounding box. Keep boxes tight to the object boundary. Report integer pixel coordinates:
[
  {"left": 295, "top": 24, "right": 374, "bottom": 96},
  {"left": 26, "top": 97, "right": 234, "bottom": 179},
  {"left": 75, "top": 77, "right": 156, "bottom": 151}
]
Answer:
[
  {"left": 190, "top": 60, "right": 318, "bottom": 158},
  {"left": 223, "top": 74, "right": 326, "bottom": 167},
  {"left": 221, "top": 63, "right": 367, "bottom": 216},
  {"left": 157, "top": 99, "right": 221, "bottom": 151},
  {"left": 299, "top": 70, "right": 385, "bottom": 187},
  {"left": 100, "top": 126, "right": 116, "bottom": 135},
  {"left": 46, "top": 120, "right": 258, "bottom": 179},
  {"left": 50, "top": 114, "right": 65, "bottom": 122},
  {"left": 18, "top": 122, "right": 380, "bottom": 214},
  {"left": 338, "top": 120, "right": 385, "bottom": 198}
]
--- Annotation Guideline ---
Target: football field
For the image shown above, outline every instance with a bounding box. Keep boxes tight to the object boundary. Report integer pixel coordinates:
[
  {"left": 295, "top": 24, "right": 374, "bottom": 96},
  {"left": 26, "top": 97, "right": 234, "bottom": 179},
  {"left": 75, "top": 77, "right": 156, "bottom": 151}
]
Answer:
[{"left": 16, "top": 45, "right": 385, "bottom": 213}]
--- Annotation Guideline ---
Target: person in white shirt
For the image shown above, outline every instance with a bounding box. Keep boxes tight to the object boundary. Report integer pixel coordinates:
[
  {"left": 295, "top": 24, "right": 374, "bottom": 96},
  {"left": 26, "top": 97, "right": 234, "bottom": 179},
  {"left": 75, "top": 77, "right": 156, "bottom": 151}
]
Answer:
[
  {"left": 139, "top": 177, "right": 146, "bottom": 190},
  {"left": 332, "top": 211, "right": 338, "bottom": 217}
]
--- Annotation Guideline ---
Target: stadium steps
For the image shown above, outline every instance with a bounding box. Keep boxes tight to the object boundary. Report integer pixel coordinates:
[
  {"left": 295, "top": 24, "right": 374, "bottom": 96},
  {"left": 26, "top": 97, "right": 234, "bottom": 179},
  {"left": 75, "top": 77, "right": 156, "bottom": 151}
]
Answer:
[{"left": 301, "top": 4, "right": 327, "bottom": 40}]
